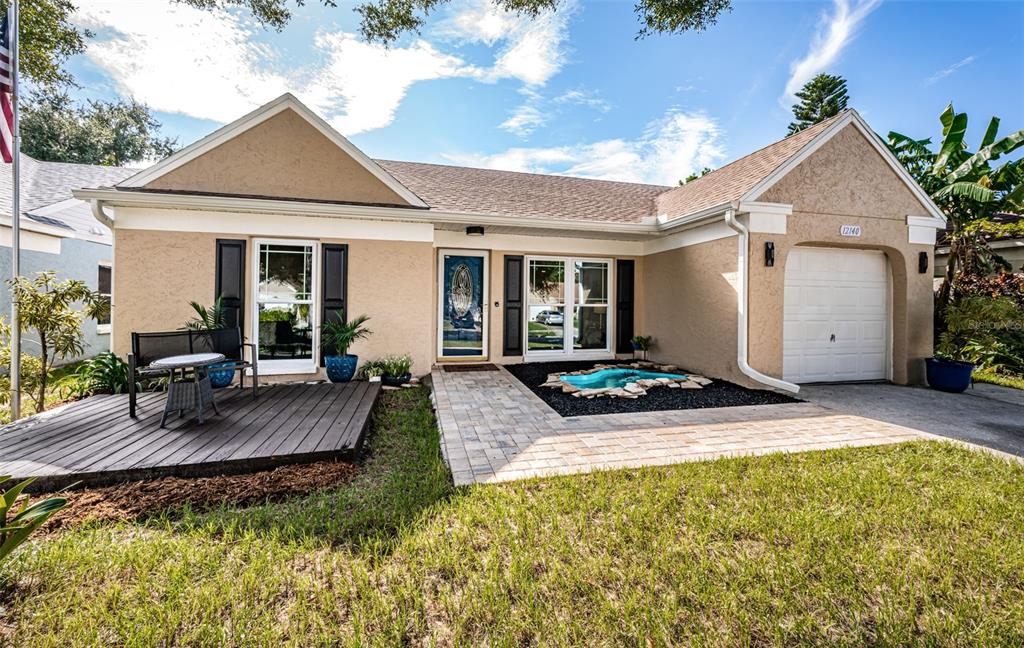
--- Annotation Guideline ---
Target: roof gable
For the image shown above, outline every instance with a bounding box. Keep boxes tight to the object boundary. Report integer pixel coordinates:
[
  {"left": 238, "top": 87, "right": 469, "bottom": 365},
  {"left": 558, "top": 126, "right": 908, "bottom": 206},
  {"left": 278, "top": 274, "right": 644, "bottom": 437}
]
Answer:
[{"left": 119, "top": 94, "right": 426, "bottom": 208}]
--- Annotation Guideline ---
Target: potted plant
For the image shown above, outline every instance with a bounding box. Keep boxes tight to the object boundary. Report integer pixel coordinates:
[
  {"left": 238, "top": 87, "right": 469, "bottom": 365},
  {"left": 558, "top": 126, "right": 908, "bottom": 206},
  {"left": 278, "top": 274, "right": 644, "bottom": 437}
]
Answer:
[
  {"left": 185, "top": 297, "right": 235, "bottom": 388},
  {"left": 379, "top": 354, "right": 413, "bottom": 387},
  {"left": 362, "top": 361, "right": 384, "bottom": 383},
  {"left": 321, "top": 313, "right": 372, "bottom": 383},
  {"left": 631, "top": 335, "right": 654, "bottom": 361},
  {"left": 928, "top": 295, "right": 1019, "bottom": 393}
]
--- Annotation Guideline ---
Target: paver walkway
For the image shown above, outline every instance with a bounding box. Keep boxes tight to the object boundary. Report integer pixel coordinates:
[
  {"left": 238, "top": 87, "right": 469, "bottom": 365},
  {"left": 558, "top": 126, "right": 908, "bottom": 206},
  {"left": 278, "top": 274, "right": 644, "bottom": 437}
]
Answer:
[{"left": 430, "top": 366, "right": 924, "bottom": 485}]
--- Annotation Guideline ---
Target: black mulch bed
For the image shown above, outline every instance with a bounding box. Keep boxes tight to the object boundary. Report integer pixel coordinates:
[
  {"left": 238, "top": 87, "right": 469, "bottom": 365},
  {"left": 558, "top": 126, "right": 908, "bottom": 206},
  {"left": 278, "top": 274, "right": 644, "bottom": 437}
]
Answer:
[{"left": 504, "top": 360, "right": 800, "bottom": 417}]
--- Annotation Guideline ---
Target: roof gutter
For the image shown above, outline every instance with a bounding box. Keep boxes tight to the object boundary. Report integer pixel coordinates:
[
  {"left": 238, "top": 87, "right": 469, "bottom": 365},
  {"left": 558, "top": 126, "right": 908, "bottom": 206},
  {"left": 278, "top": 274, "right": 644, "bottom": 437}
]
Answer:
[
  {"left": 73, "top": 188, "right": 661, "bottom": 238},
  {"left": 724, "top": 207, "right": 800, "bottom": 394}
]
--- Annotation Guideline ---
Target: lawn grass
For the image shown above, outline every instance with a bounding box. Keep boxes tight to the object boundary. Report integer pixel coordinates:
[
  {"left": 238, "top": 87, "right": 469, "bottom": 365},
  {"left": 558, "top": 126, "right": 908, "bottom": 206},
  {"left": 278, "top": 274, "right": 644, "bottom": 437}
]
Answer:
[
  {"left": 3, "top": 387, "right": 1024, "bottom": 646},
  {"left": 974, "top": 368, "right": 1024, "bottom": 390}
]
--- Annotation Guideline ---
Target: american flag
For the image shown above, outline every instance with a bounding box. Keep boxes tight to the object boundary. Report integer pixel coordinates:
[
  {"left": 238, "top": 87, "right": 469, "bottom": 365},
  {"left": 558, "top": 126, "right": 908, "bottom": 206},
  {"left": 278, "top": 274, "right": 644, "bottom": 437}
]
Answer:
[{"left": 0, "top": 10, "right": 13, "bottom": 164}]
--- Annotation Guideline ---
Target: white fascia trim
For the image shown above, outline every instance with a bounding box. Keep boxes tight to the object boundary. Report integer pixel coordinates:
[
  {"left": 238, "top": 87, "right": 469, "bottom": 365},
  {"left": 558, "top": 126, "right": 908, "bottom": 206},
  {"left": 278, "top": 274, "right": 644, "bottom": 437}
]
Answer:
[
  {"left": 74, "top": 188, "right": 660, "bottom": 237},
  {"left": 655, "top": 202, "right": 734, "bottom": 231},
  {"left": 741, "top": 110, "right": 947, "bottom": 223},
  {"left": 907, "top": 215, "right": 946, "bottom": 229},
  {"left": 116, "top": 94, "right": 428, "bottom": 208},
  {"left": 737, "top": 201, "right": 793, "bottom": 216},
  {"left": 433, "top": 229, "right": 645, "bottom": 256},
  {"left": 0, "top": 214, "right": 71, "bottom": 238}
]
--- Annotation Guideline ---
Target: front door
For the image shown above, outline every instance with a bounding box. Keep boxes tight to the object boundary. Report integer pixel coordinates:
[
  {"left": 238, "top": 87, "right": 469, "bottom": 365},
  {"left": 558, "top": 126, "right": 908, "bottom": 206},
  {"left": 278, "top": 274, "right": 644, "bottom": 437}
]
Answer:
[{"left": 438, "top": 250, "right": 488, "bottom": 359}]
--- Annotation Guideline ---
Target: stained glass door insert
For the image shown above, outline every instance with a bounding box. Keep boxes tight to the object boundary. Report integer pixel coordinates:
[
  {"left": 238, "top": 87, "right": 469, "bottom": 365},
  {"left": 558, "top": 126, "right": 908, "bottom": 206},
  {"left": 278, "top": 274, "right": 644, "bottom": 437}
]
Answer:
[{"left": 441, "top": 253, "right": 486, "bottom": 357}]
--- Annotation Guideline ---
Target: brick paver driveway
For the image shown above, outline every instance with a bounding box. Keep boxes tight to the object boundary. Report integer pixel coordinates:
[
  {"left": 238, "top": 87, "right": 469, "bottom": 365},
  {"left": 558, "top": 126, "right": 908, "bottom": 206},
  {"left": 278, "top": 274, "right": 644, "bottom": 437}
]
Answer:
[{"left": 430, "top": 366, "right": 925, "bottom": 486}]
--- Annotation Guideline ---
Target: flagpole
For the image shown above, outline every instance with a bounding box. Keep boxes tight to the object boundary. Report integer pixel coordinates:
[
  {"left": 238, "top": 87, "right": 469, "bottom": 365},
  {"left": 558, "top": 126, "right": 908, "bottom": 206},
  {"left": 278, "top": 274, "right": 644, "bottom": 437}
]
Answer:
[{"left": 9, "top": 0, "right": 19, "bottom": 419}]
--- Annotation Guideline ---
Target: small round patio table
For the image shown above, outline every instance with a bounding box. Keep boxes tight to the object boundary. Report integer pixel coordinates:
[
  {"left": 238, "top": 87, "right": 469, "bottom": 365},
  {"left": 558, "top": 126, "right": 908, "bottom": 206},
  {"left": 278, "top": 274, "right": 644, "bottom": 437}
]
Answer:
[{"left": 150, "top": 352, "right": 225, "bottom": 428}]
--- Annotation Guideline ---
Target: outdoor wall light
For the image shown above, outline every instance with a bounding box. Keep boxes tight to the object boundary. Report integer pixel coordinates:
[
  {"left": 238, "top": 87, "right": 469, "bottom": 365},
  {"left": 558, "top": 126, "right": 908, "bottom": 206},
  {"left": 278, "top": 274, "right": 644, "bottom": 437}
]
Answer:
[
  {"left": 919, "top": 251, "right": 929, "bottom": 274},
  {"left": 466, "top": 226, "right": 485, "bottom": 237},
  {"left": 765, "top": 241, "right": 775, "bottom": 267}
]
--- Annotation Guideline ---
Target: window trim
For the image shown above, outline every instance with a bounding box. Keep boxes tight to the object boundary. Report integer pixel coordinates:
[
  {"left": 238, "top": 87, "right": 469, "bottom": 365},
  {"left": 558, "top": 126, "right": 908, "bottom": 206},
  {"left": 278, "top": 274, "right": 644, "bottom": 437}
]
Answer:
[
  {"left": 524, "top": 255, "right": 613, "bottom": 361},
  {"left": 97, "top": 262, "right": 112, "bottom": 335},
  {"left": 251, "top": 238, "right": 320, "bottom": 375}
]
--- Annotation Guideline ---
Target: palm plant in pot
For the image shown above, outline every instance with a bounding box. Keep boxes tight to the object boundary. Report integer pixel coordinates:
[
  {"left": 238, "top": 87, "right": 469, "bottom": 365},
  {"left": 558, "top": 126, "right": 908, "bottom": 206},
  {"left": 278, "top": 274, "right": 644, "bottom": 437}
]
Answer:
[
  {"left": 631, "top": 335, "right": 653, "bottom": 361},
  {"left": 185, "top": 297, "right": 234, "bottom": 388},
  {"left": 321, "top": 313, "right": 372, "bottom": 383}
]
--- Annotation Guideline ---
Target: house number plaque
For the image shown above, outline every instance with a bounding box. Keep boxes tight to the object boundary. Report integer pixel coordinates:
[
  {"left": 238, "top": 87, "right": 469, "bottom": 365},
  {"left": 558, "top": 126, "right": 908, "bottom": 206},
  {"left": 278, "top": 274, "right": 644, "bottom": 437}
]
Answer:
[{"left": 840, "top": 224, "right": 862, "bottom": 237}]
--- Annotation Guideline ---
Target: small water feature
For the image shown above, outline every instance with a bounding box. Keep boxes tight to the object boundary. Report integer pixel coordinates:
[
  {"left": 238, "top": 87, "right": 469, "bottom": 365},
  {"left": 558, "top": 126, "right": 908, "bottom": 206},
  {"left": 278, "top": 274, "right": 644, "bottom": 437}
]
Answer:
[{"left": 560, "top": 368, "right": 689, "bottom": 390}]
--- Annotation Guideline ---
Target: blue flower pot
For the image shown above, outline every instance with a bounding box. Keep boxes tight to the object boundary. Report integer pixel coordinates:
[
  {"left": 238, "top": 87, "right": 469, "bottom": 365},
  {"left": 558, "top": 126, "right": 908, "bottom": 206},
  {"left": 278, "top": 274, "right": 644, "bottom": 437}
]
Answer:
[
  {"left": 926, "top": 357, "right": 974, "bottom": 393},
  {"left": 326, "top": 354, "right": 358, "bottom": 383},
  {"left": 208, "top": 362, "right": 235, "bottom": 388}
]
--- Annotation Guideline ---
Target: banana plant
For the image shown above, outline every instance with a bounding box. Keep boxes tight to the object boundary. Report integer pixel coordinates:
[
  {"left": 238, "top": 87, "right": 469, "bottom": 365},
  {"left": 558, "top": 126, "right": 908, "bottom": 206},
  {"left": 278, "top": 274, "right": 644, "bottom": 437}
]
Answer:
[
  {"left": 888, "top": 104, "right": 1024, "bottom": 311},
  {"left": 1, "top": 476, "right": 68, "bottom": 564}
]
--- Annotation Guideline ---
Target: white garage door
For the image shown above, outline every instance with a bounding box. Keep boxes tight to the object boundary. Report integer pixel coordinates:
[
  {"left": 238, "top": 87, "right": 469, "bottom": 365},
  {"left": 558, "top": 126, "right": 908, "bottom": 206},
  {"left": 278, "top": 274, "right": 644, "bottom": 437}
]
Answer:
[{"left": 783, "top": 247, "right": 889, "bottom": 383}]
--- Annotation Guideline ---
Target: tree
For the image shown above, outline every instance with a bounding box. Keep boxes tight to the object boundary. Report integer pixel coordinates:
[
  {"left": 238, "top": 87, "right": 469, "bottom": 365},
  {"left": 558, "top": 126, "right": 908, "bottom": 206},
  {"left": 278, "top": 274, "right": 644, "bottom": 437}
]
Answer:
[
  {"left": 887, "top": 104, "right": 1024, "bottom": 312},
  {"left": 787, "top": 73, "right": 849, "bottom": 135},
  {"left": 7, "top": 272, "right": 108, "bottom": 411},
  {"left": 356, "top": 0, "right": 732, "bottom": 43},
  {"left": 0, "top": 0, "right": 88, "bottom": 88},
  {"left": 21, "top": 90, "right": 177, "bottom": 166},
  {"left": 681, "top": 167, "right": 713, "bottom": 184}
]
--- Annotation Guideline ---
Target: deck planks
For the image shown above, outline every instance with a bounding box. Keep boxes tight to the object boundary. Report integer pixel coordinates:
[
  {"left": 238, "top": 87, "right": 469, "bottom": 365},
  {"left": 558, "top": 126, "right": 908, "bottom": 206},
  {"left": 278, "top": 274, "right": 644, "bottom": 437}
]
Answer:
[{"left": 0, "top": 382, "right": 381, "bottom": 490}]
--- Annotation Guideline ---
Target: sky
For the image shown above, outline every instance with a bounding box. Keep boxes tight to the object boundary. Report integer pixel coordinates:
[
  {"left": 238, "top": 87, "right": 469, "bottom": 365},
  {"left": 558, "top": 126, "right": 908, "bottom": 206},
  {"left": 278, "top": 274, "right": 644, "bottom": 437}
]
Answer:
[{"left": 61, "top": 0, "right": 1024, "bottom": 184}]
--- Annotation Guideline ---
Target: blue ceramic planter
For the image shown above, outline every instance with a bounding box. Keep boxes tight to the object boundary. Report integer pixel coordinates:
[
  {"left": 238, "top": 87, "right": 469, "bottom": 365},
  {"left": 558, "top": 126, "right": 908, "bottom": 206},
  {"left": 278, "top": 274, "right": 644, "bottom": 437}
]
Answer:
[
  {"left": 208, "top": 362, "right": 235, "bottom": 388},
  {"left": 326, "top": 354, "right": 358, "bottom": 383},
  {"left": 926, "top": 357, "right": 974, "bottom": 393}
]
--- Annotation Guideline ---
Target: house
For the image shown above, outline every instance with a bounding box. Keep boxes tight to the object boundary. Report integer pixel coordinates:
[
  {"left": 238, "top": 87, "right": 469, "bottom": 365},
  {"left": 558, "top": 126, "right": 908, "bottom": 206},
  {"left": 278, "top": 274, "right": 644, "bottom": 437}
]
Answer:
[
  {"left": 0, "top": 154, "right": 134, "bottom": 361},
  {"left": 73, "top": 94, "right": 946, "bottom": 391},
  {"left": 935, "top": 213, "right": 1024, "bottom": 279}
]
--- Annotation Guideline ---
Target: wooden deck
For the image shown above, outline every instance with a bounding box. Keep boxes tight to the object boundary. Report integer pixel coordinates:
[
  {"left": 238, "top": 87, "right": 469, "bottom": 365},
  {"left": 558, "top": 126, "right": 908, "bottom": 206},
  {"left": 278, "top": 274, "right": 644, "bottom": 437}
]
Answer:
[{"left": 0, "top": 381, "right": 381, "bottom": 491}]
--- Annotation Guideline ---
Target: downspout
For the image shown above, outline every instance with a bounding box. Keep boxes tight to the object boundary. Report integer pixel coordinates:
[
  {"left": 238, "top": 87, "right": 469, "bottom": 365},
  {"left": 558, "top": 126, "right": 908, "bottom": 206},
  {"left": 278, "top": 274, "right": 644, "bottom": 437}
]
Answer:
[
  {"left": 724, "top": 208, "right": 800, "bottom": 394},
  {"left": 90, "top": 199, "right": 114, "bottom": 228}
]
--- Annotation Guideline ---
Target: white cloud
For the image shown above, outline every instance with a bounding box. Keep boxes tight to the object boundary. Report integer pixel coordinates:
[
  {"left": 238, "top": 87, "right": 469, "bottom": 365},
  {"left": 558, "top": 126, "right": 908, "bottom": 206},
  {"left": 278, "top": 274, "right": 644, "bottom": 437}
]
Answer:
[
  {"left": 75, "top": 0, "right": 578, "bottom": 137},
  {"left": 926, "top": 54, "right": 977, "bottom": 85},
  {"left": 782, "top": 0, "right": 882, "bottom": 103},
  {"left": 438, "top": 0, "right": 575, "bottom": 87},
  {"left": 500, "top": 92, "right": 547, "bottom": 137},
  {"left": 447, "top": 109, "right": 725, "bottom": 185}
]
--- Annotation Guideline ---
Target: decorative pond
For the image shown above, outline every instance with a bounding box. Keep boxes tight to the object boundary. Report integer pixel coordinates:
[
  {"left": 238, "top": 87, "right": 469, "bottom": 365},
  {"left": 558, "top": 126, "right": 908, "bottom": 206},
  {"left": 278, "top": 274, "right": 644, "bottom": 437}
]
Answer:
[
  {"left": 540, "top": 361, "right": 713, "bottom": 399},
  {"left": 560, "top": 368, "right": 689, "bottom": 390}
]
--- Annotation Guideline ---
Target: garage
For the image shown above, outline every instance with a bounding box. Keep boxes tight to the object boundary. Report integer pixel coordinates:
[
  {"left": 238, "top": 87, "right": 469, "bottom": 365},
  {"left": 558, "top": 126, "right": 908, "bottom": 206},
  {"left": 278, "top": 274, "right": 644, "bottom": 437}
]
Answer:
[{"left": 783, "top": 247, "right": 890, "bottom": 383}]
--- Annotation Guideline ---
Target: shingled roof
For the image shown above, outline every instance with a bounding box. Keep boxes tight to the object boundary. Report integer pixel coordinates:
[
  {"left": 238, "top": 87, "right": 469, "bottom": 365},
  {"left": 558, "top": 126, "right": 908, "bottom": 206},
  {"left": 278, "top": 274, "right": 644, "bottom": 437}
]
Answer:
[
  {"left": 654, "top": 113, "right": 844, "bottom": 219},
  {"left": 0, "top": 153, "right": 135, "bottom": 240},
  {"left": 376, "top": 159, "right": 668, "bottom": 224}
]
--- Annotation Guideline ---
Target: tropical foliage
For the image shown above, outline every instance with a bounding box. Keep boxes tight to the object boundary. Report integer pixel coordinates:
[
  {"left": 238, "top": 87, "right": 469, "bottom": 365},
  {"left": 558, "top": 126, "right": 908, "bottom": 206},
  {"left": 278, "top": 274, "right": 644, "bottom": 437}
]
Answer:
[
  {"left": 185, "top": 297, "right": 228, "bottom": 332},
  {"left": 6, "top": 272, "right": 108, "bottom": 411},
  {"left": 71, "top": 352, "right": 138, "bottom": 396},
  {"left": 22, "top": 90, "right": 177, "bottom": 166},
  {"left": 321, "top": 313, "right": 372, "bottom": 356},
  {"left": 935, "top": 295, "right": 1024, "bottom": 371},
  {"left": 0, "top": 476, "right": 68, "bottom": 566},
  {"left": 888, "top": 104, "right": 1024, "bottom": 310},
  {"left": 788, "top": 73, "right": 849, "bottom": 135}
]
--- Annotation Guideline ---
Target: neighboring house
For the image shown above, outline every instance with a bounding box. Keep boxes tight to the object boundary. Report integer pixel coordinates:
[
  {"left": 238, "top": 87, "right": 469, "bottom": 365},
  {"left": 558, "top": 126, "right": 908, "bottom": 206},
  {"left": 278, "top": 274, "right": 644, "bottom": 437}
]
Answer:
[
  {"left": 935, "top": 213, "right": 1024, "bottom": 279},
  {"left": 0, "top": 154, "right": 135, "bottom": 361},
  {"left": 74, "top": 94, "right": 946, "bottom": 390}
]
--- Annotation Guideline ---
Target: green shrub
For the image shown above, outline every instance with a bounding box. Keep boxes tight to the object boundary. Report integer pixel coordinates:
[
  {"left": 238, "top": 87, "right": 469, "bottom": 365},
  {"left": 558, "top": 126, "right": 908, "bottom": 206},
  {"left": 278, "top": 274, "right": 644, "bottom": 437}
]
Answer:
[
  {"left": 72, "top": 352, "right": 139, "bottom": 396},
  {"left": 937, "top": 295, "right": 1024, "bottom": 373},
  {"left": 321, "top": 313, "right": 372, "bottom": 356},
  {"left": 1, "top": 476, "right": 68, "bottom": 565}
]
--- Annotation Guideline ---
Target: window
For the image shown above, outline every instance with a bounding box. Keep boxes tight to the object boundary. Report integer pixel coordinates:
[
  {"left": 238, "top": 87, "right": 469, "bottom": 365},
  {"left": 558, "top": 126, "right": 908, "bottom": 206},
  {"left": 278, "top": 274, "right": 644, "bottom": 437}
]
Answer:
[
  {"left": 97, "top": 264, "right": 112, "bottom": 331},
  {"left": 254, "top": 241, "right": 316, "bottom": 373},
  {"left": 526, "top": 257, "right": 611, "bottom": 357}
]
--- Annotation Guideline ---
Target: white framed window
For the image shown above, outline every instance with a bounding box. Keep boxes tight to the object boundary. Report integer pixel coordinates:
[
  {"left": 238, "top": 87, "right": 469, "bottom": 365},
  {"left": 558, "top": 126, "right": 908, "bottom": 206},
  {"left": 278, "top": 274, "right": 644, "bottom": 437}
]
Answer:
[
  {"left": 252, "top": 239, "right": 318, "bottom": 375},
  {"left": 97, "top": 263, "right": 112, "bottom": 335},
  {"left": 525, "top": 256, "right": 612, "bottom": 360}
]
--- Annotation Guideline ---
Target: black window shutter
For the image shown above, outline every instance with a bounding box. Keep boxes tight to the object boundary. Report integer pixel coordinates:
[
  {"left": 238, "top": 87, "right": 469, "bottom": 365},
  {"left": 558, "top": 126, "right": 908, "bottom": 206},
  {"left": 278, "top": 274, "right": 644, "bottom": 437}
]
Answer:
[
  {"left": 215, "top": 239, "right": 246, "bottom": 333},
  {"left": 615, "top": 260, "right": 635, "bottom": 354},
  {"left": 321, "top": 243, "right": 349, "bottom": 365},
  {"left": 503, "top": 255, "right": 524, "bottom": 356}
]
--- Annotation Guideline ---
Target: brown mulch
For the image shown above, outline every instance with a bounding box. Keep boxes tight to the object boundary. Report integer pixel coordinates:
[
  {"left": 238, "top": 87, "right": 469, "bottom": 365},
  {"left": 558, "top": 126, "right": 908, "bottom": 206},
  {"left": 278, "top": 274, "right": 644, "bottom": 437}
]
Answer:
[{"left": 35, "top": 461, "right": 358, "bottom": 532}]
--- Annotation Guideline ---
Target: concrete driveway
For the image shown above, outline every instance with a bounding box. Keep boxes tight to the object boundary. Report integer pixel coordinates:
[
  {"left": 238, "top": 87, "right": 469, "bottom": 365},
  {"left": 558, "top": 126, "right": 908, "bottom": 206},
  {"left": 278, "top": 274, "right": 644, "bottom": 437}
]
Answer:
[{"left": 801, "top": 382, "right": 1024, "bottom": 457}]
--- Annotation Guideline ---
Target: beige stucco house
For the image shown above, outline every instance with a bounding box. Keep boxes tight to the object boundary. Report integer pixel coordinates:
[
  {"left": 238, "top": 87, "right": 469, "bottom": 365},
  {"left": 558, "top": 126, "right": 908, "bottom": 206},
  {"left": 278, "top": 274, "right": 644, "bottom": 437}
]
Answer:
[{"left": 73, "top": 94, "right": 946, "bottom": 393}]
